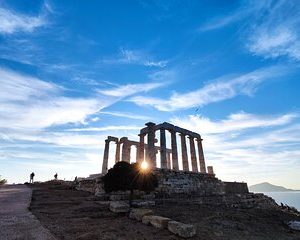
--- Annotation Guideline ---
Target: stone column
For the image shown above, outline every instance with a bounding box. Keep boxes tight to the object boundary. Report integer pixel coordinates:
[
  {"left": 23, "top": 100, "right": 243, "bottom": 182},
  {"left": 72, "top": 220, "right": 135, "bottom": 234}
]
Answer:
[
  {"left": 115, "top": 142, "right": 120, "bottom": 163},
  {"left": 180, "top": 133, "right": 189, "bottom": 171},
  {"left": 189, "top": 136, "right": 198, "bottom": 172},
  {"left": 121, "top": 138, "right": 131, "bottom": 163},
  {"left": 137, "top": 133, "right": 145, "bottom": 163},
  {"left": 145, "top": 122, "right": 156, "bottom": 169},
  {"left": 166, "top": 152, "right": 171, "bottom": 169},
  {"left": 197, "top": 138, "right": 206, "bottom": 173},
  {"left": 160, "top": 128, "right": 167, "bottom": 169},
  {"left": 170, "top": 130, "right": 179, "bottom": 171},
  {"left": 102, "top": 139, "right": 110, "bottom": 174},
  {"left": 135, "top": 145, "right": 139, "bottom": 162},
  {"left": 207, "top": 166, "right": 214, "bottom": 175}
]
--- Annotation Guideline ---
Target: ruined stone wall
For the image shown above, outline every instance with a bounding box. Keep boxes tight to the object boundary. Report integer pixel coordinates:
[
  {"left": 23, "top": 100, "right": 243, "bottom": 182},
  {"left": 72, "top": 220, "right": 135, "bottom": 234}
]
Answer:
[
  {"left": 154, "top": 169, "right": 250, "bottom": 197},
  {"left": 154, "top": 169, "right": 225, "bottom": 197},
  {"left": 77, "top": 179, "right": 96, "bottom": 193},
  {"left": 77, "top": 169, "right": 249, "bottom": 199},
  {"left": 223, "top": 181, "right": 249, "bottom": 194}
]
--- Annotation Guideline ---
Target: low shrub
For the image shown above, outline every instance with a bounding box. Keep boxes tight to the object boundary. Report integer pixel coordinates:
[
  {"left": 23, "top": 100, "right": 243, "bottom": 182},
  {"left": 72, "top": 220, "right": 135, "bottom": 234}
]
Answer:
[
  {"left": 0, "top": 175, "right": 7, "bottom": 185},
  {"left": 102, "top": 162, "right": 158, "bottom": 193}
]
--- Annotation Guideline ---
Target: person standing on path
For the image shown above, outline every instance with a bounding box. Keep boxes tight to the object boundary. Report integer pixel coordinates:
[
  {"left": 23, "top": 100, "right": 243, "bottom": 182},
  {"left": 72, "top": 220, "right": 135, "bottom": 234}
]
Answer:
[
  {"left": 54, "top": 173, "right": 58, "bottom": 180},
  {"left": 30, "top": 172, "right": 35, "bottom": 183}
]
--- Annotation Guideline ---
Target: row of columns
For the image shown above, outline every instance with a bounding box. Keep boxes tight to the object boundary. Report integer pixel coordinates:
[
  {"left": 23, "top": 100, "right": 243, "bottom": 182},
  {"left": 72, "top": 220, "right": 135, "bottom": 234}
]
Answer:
[
  {"left": 139, "top": 122, "right": 207, "bottom": 173},
  {"left": 102, "top": 122, "right": 208, "bottom": 174},
  {"left": 102, "top": 135, "right": 174, "bottom": 173}
]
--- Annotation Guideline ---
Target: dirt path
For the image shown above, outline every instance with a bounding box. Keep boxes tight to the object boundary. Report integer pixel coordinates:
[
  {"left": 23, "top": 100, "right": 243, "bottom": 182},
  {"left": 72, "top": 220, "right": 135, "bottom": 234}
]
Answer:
[
  {"left": 0, "top": 185, "right": 56, "bottom": 240},
  {"left": 29, "top": 182, "right": 300, "bottom": 240},
  {"left": 30, "top": 182, "right": 179, "bottom": 240}
]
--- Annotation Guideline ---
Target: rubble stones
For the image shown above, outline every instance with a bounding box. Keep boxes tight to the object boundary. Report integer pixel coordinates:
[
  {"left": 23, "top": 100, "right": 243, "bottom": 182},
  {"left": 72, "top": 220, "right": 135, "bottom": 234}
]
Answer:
[
  {"left": 109, "top": 192, "right": 130, "bottom": 201},
  {"left": 109, "top": 201, "right": 130, "bottom": 213},
  {"left": 142, "top": 215, "right": 171, "bottom": 229},
  {"left": 287, "top": 221, "right": 300, "bottom": 231},
  {"left": 131, "top": 200, "right": 155, "bottom": 207},
  {"left": 142, "top": 215, "right": 152, "bottom": 225},
  {"left": 167, "top": 221, "right": 196, "bottom": 238},
  {"left": 129, "top": 208, "right": 153, "bottom": 221}
]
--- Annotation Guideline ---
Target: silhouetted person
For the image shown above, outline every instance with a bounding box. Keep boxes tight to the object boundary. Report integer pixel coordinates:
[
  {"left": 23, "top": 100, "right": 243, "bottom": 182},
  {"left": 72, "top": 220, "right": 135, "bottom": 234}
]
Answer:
[
  {"left": 74, "top": 176, "right": 78, "bottom": 183},
  {"left": 54, "top": 173, "right": 58, "bottom": 180},
  {"left": 30, "top": 172, "right": 35, "bottom": 183}
]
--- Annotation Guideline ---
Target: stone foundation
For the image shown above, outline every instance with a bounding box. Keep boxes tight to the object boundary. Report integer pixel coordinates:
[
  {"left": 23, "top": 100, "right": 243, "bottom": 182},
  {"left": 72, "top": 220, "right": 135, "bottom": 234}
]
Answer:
[
  {"left": 78, "top": 169, "right": 248, "bottom": 198},
  {"left": 154, "top": 169, "right": 248, "bottom": 197},
  {"left": 222, "top": 181, "right": 248, "bottom": 194},
  {"left": 75, "top": 169, "right": 277, "bottom": 209}
]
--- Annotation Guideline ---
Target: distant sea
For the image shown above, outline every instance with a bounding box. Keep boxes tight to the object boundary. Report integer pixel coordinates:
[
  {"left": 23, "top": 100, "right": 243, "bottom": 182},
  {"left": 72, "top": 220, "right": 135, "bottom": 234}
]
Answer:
[{"left": 261, "top": 191, "right": 300, "bottom": 211}]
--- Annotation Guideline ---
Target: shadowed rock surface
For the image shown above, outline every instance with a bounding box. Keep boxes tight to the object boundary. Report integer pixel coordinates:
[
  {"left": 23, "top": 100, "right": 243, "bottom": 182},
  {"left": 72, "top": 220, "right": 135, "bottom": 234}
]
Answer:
[
  {"left": 30, "top": 182, "right": 180, "bottom": 240},
  {"left": 30, "top": 182, "right": 300, "bottom": 240}
]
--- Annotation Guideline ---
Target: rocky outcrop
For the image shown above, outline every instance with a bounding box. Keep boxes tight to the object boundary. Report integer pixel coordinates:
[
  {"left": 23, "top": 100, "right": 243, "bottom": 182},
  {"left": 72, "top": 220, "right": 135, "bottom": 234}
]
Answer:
[{"left": 168, "top": 221, "right": 196, "bottom": 238}]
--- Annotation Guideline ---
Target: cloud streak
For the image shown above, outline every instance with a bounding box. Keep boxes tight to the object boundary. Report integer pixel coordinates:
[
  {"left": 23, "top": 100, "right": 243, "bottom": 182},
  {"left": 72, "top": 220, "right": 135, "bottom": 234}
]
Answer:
[
  {"left": 102, "top": 48, "right": 168, "bottom": 68},
  {"left": 129, "top": 66, "right": 286, "bottom": 111},
  {"left": 0, "top": 67, "right": 162, "bottom": 131},
  {"left": 98, "top": 82, "right": 165, "bottom": 98},
  {"left": 0, "top": 7, "right": 46, "bottom": 34},
  {"left": 199, "top": 1, "right": 300, "bottom": 61},
  {"left": 247, "top": 1, "right": 300, "bottom": 60}
]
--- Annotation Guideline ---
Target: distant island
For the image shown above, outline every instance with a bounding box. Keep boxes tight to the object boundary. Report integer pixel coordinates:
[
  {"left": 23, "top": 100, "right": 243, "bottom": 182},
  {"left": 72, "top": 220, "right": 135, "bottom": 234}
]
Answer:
[{"left": 249, "top": 182, "right": 299, "bottom": 192}]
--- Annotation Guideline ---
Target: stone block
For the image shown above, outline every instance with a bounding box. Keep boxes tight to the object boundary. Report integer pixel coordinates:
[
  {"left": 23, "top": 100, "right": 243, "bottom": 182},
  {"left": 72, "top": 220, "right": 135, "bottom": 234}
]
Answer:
[
  {"left": 95, "top": 193, "right": 109, "bottom": 201},
  {"left": 109, "top": 201, "right": 130, "bottom": 213},
  {"left": 287, "top": 221, "right": 300, "bottom": 231},
  {"left": 109, "top": 193, "right": 130, "bottom": 201},
  {"left": 129, "top": 208, "right": 153, "bottom": 221},
  {"left": 168, "top": 221, "right": 196, "bottom": 238},
  {"left": 143, "top": 215, "right": 171, "bottom": 229},
  {"left": 131, "top": 200, "right": 155, "bottom": 207},
  {"left": 94, "top": 201, "right": 110, "bottom": 207},
  {"left": 141, "top": 194, "right": 155, "bottom": 200},
  {"left": 142, "top": 215, "right": 152, "bottom": 225}
]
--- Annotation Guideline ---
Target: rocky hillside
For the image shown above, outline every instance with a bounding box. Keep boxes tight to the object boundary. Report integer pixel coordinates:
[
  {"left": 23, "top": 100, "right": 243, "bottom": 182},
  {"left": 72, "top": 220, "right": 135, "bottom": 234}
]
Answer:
[{"left": 249, "top": 182, "right": 298, "bottom": 192}]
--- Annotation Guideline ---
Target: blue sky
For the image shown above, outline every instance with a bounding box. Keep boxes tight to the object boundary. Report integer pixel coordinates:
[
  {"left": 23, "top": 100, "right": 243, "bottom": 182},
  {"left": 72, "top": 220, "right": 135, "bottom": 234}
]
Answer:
[{"left": 0, "top": 0, "right": 300, "bottom": 188}]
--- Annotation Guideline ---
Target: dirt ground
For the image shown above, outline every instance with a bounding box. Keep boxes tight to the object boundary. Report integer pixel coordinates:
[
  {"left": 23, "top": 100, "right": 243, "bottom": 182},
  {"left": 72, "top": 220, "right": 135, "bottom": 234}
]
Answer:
[{"left": 30, "top": 182, "right": 300, "bottom": 240}]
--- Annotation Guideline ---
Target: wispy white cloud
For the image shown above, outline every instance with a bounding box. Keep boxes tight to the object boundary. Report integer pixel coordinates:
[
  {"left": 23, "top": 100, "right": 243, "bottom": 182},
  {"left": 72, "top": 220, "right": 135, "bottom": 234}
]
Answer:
[
  {"left": 65, "top": 125, "right": 141, "bottom": 132},
  {"left": 198, "top": 1, "right": 267, "bottom": 31},
  {"left": 0, "top": 67, "right": 58, "bottom": 102},
  {"left": 200, "top": 0, "right": 300, "bottom": 61},
  {"left": 129, "top": 66, "right": 286, "bottom": 111},
  {"left": 171, "top": 112, "right": 297, "bottom": 134},
  {"left": 0, "top": 68, "right": 112, "bottom": 130},
  {"left": 0, "top": 67, "right": 159, "bottom": 131},
  {"left": 100, "top": 111, "right": 151, "bottom": 120},
  {"left": 199, "top": 10, "right": 246, "bottom": 32},
  {"left": 247, "top": 1, "right": 300, "bottom": 60},
  {"left": 98, "top": 82, "right": 165, "bottom": 97},
  {"left": 0, "top": 7, "right": 46, "bottom": 34},
  {"left": 102, "top": 48, "right": 168, "bottom": 68}
]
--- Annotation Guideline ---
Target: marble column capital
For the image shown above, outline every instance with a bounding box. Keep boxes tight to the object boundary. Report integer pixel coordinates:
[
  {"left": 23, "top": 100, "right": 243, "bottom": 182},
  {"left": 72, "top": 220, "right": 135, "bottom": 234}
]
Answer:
[{"left": 168, "top": 128, "right": 175, "bottom": 132}]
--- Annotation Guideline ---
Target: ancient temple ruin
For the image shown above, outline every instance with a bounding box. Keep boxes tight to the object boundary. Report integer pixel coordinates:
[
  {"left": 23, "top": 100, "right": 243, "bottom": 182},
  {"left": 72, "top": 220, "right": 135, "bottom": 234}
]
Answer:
[
  {"left": 102, "top": 122, "right": 213, "bottom": 174},
  {"left": 76, "top": 121, "right": 281, "bottom": 213}
]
